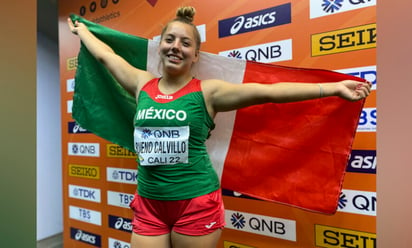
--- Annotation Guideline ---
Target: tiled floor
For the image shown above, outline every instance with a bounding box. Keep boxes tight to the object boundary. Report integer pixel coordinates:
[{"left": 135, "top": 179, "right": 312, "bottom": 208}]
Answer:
[{"left": 37, "top": 233, "right": 63, "bottom": 248}]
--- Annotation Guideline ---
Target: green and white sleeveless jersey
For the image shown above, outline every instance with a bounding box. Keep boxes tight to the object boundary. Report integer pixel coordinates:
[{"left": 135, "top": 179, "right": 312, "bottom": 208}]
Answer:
[{"left": 134, "top": 78, "right": 220, "bottom": 200}]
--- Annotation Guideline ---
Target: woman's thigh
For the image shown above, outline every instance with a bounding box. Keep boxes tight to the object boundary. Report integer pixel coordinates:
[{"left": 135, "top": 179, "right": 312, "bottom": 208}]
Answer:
[
  {"left": 171, "top": 229, "right": 222, "bottom": 248},
  {"left": 130, "top": 232, "right": 171, "bottom": 248}
]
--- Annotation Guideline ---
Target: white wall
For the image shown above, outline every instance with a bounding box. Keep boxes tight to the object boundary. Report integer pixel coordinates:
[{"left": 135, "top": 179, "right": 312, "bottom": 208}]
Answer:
[{"left": 36, "top": 33, "right": 63, "bottom": 240}]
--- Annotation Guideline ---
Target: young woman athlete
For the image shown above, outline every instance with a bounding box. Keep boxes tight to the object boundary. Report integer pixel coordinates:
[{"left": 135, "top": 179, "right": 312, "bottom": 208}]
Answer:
[{"left": 68, "top": 6, "right": 371, "bottom": 248}]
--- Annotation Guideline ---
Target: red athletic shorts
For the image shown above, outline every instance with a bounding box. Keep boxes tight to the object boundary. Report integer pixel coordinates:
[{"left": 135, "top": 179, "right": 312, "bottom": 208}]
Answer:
[{"left": 129, "top": 189, "right": 225, "bottom": 236}]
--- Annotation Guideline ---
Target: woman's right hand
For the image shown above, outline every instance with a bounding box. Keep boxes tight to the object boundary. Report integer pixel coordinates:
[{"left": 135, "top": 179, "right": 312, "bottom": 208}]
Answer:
[{"left": 67, "top": 18, "right": 87, "bottom": 35}]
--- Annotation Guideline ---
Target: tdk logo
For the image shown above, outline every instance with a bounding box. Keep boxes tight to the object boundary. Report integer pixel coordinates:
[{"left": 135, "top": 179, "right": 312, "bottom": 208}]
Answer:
[
  {"left": 347, "top": 150, "right": 376, "bottom": 174},
  {"left": 107, "top": 167, "right": 137, "bottom": 185},
  {"left": 218, "top": 3, "right": 291, "bottom": 38},
  {"left": 69, "top": 184, "right": 101, "bottom": 203},
  {"left": 108, "top": 215, "right": 133, "bottom": 233},
  {"left": 70, "top": 227, "right": 101, "bottom": 247}
]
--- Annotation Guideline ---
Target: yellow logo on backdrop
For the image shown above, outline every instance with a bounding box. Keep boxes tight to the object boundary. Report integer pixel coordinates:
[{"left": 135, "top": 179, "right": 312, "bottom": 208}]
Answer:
[
  {"left": 315, "top": 225, "right": 376, "bottom": 248},
  {"left": 311, "top": 23, "right": 376, "bottom": 56},
  {"left": 66, "top": 57, "right": 78, "bottom": 70},
  {"left": 224, "top": 241, "right": 255, "bottom": 248},
  {"left": 107, "top": 144, "right": 136, "bottom": 158},
  {"left": 69, "top": 164, "right": 100, "bottom": 179}
]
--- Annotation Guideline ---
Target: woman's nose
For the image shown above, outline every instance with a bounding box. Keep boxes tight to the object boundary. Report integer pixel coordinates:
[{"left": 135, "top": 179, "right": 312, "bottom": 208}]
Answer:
[{"left": 171, "top": 40, "right": 181, "bottom": 51}]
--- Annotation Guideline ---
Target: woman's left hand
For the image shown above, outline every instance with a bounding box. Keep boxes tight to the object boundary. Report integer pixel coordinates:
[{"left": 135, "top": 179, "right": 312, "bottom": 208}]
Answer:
[{"left": 338, "top": 80, "right": 372, "bottom": 101}]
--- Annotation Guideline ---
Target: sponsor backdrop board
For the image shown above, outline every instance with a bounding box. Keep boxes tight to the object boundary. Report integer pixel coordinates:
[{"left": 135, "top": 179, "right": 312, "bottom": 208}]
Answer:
[{"left": 58, "top": 0, "right": 376, "bottom": 247}]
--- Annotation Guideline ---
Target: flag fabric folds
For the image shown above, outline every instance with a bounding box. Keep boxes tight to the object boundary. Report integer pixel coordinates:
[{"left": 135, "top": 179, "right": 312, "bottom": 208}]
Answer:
[{"left": 70, "top": 14, "right": 364, "bottom": 214}]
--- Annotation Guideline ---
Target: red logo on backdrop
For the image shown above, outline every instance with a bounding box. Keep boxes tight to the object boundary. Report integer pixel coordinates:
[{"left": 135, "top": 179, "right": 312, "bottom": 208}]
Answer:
[{"left": 146, "top": 0, "right": 157, "bottom": 7}]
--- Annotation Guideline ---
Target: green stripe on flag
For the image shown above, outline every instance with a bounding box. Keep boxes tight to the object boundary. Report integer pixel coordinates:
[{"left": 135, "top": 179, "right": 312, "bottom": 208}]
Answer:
[{"left": 70, "top": 14, "right": 149, "bottom": 151}]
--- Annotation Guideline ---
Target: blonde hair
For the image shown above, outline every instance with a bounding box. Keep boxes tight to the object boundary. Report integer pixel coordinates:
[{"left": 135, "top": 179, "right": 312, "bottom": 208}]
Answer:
[{"left": 160, "top": 6, "right": 201, "bottom": 50}]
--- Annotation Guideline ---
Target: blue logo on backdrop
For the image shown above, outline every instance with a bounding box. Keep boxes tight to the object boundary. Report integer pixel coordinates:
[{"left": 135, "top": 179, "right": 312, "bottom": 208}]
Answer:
[
  {"left": 347, "top": 150, "right": 376, "bottom": 174},
  {"left": 70, "top": 227, "right": 101, "bottom": 247},
  {"left": 108, "top": 215, "right": 133, "bottom": 233},
  {"left": 218, "top": 3, "right": 291, "bottom": 38},
  {"left": 322, "top": 0, "right": 344, "bottom": 13},
  {"left": 68, "top": 122, "right": 91, "bottom": 134}
]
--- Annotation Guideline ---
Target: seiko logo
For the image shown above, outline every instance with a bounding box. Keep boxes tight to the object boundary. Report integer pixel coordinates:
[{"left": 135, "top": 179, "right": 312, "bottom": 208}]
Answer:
[
  {"left": 218, "top": 4, "right": 291, "bottom": 38},
  {"left": 311, "top": 23, "right": 376, "bottom": 56},
  {"left": 69, "top": 164, "right": 100, "bottom": 179},
  {"left": 315, "top": 224, "right": 376, "bottom": 248}
]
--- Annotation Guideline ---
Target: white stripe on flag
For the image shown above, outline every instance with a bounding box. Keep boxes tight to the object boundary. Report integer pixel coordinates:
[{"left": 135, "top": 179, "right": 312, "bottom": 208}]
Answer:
[{"left": 147, "top": 39, "right": 247, "bottom": 180}]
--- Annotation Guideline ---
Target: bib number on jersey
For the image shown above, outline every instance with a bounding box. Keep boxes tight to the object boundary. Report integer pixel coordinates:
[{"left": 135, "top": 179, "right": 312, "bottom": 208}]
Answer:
[{"left": 134, "top": 126, "right": 189, "bottom": 166}]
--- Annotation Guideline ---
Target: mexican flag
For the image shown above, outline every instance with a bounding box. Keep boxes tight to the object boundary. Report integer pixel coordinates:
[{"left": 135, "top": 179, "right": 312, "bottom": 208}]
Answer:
[{"left": 70, "top": 14, "right": 364, "bottom": 214}]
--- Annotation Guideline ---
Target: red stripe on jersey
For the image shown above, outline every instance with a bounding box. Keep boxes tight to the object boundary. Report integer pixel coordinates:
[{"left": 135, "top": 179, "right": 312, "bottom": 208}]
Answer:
[{"left": 142, "top": 78, "right": 201, "bottom": 103}]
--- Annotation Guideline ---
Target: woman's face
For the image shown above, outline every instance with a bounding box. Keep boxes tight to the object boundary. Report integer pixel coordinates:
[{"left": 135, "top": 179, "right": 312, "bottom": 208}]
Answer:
[{"left": 159, "top": 21, "right": 199, "bottom": 76}]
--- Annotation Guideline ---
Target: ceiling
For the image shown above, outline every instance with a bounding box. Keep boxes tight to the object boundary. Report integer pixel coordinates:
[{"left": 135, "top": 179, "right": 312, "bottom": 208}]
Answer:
[{"left": 38, "top": 0, "right": 58, "bottom": 42}]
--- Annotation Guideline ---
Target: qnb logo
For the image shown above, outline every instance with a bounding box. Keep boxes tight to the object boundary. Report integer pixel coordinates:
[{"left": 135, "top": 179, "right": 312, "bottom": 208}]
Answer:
[
  {"left": 109, "top": 238, "right": 131, "bottom": 248},
  {"left": 338, "top": 189, "right": 377, "bottom": 216},
  {"left": 338, "top": 192, "right": 348, "bottom": 209},
  {"left": 68, "top": 142, "right": 100, "bottom": 157},
  {"left": 218, "top": 3, "right": 291, "bottom": 38},
  {"left": 70, "top": 228, "right": 101, "bottom": 246},
  {"left": 322, "top": 0, "right": 344, "bottom": 13},
  {"left": 141, "top": 129, "right": 181, "bottom": 140},
  {"left": 228, "top": 50, "right": 242, "bottom": 59},
  {"left": 311, "top": 0, "right": 376, "bottom": 18},
  {"left": 219, "top": 39, "right": 292, "bottom": 64},
  {"left": 226, "top": 210, "right": 296, "bottom": 241},
  {"left": 79, "top": 0, "right": 120, "bottom": 16},
  {"left": 230, "top": 212, "right": 246, "bottom": 229}
]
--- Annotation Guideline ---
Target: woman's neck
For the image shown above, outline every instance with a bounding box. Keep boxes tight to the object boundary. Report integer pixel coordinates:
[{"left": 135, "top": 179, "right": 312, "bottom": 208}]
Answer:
[{"left": 158, "top": 74, "right": 193, "bottom": 95}]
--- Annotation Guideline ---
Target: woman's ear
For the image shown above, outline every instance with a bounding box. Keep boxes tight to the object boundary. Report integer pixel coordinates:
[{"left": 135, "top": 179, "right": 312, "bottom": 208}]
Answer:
[{"left": 193, "top": 50, "right": 200, "bottom": 63}]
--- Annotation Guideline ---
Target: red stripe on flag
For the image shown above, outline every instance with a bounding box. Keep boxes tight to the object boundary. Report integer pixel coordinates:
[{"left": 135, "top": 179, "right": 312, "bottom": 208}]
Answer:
[{"left": 221, "top": 61, "right": 364, "bottom": 214}]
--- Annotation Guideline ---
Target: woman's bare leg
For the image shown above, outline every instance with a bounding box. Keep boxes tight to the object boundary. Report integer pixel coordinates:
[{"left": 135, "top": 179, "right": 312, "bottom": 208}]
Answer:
[
  {"left": 130, "top": 232, "right": 171, "bottom": 248},
  {"left": 170, "top": 229, "right": 222, "bottom": 248}
]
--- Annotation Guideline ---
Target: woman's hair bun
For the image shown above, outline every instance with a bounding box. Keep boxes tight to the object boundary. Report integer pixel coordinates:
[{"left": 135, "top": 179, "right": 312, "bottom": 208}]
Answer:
[{"left": 176, "top": 6, "right": 196, "bottom": 23}]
